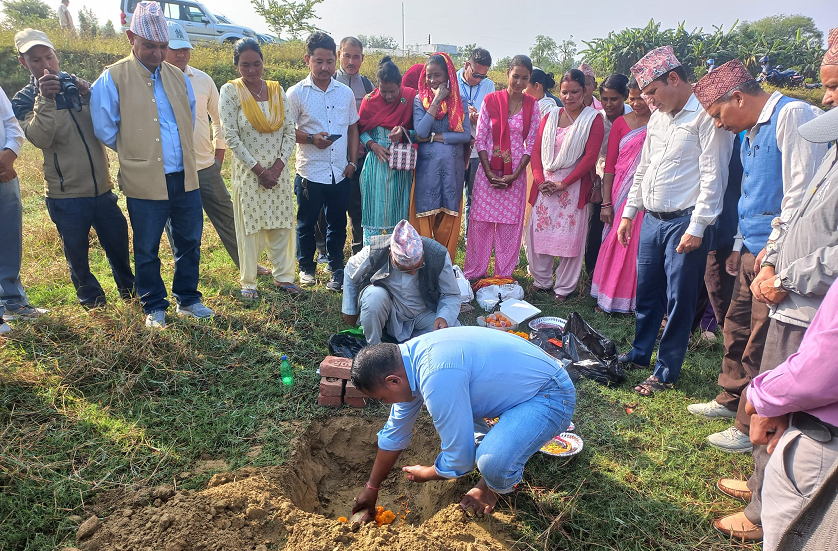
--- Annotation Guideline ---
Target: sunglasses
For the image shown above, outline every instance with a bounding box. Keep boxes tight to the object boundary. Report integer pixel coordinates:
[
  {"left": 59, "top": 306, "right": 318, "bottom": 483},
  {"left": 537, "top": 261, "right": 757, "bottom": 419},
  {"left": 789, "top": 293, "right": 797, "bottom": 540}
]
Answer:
[{"left": 466, "top": 63, "right": 488, "bottom": 80}]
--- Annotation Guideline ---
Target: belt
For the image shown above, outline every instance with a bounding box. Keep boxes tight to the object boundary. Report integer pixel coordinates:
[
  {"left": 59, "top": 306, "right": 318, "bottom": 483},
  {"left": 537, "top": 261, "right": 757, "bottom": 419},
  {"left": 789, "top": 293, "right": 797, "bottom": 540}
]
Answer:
[
  {"left": 794, "top": 411, "right": 838, "bottom": 443},
  {"left": 646, "top": 207, "right": 694, "bottom": 221}
]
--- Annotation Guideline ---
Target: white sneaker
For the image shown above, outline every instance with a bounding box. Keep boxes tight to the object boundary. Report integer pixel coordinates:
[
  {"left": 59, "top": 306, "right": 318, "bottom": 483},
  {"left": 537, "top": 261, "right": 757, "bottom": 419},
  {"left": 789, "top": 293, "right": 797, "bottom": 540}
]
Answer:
[
  {"left": 0, "top": 320, "right": 10, "bottom": 335},
  {"left": 176, "top": 302, "right": 215, "bottom": 319},
  {"left": 707, "top": 427, "right": 753, "bottom": 453},
  {"left": 145, "top": 310, "right": 166, "bottom": 329},
  {"left": 687, "top": 399, "right": 736, "bottom": 419},
  {"left": 4, "top": 305, "right": 49, "bottom": 320},
  {"left": 299, "top": 271, "right": 316, "bottom": 286}
]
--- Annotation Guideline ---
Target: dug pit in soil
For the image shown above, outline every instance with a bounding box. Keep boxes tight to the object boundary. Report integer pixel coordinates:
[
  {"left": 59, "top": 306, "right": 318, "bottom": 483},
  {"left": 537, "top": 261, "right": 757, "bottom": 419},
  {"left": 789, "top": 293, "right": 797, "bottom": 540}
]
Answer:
[{"left": 78, "top": 417, "right": 515, "bottom": 551}]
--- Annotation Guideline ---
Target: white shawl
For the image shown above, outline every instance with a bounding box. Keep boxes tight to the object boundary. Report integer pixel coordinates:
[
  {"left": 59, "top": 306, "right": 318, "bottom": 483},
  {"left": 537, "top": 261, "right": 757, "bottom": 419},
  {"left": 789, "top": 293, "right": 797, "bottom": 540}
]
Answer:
[{"left": 541, "top": 105, "right": 600, "bottom": 174}]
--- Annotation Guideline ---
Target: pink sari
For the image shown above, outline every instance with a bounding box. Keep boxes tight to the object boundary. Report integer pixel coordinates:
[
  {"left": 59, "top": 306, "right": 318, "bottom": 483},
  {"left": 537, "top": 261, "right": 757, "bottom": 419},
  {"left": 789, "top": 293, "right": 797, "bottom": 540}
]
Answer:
[{"left": 590, "top": 125, "right": 647, "bottom": 313}]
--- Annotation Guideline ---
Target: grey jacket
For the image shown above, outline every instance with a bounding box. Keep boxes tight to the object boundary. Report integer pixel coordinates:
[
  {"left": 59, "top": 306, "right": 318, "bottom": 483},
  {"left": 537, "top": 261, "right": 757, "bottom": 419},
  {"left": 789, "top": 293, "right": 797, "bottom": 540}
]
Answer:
[{"left": 764, "top": 146, "right": 838, "bottom": 327}]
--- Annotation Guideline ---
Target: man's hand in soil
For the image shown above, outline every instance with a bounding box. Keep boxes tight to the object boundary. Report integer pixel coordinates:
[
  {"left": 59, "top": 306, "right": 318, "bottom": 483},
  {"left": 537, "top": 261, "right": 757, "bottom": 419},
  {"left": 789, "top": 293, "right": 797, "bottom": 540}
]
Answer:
[
  {"left": 351, "top": 486, "right": 378, "bottom": 520},
  {"left": 402, "top": 465, "right": 443, "bottom": 483}
]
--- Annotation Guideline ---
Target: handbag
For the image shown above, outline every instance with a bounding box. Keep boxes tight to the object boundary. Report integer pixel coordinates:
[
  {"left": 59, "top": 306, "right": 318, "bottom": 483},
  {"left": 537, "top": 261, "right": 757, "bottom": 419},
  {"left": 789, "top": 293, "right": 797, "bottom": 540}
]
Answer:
[
  {"left": 388, "top": 126, "right": 418, "bottom": 171},
  {"left": 588, "top": 169, "right": 603, "bottom": 204}
]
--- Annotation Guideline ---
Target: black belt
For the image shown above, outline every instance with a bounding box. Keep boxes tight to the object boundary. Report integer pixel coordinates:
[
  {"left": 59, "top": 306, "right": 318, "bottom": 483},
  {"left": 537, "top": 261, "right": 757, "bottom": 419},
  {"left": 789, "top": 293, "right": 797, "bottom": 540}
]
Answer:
[
  {"left": 794, "top": 412, "right": 838, "bottom": 443},
  {"left": 647, "top": 207, "right": 694, "bottom": 221}
]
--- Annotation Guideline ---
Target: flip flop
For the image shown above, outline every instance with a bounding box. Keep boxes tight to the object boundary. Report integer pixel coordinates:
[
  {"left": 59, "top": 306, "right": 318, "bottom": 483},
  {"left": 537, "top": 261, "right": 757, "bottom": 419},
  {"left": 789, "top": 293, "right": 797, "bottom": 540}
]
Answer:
[
  {"left": 634, "top": 376, "right": 673, "bottom": 396},
  {"left": 274, "top": 281, "right": 301, "bottom": 295},
  {"left": 241, "top": 289, "right": 259, "bottom": 300},
  {"left": 257, "top": 265, "right": 271, "bottom": 276}
]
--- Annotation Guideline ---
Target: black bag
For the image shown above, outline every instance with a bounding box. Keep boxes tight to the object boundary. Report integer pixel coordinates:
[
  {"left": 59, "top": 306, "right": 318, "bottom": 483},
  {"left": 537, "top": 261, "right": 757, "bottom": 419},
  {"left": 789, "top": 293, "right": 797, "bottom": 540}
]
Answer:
[
  {"left": 327, "top": 333, "right": 368, "bottom": 359},
  {"left": 560, "top": 312, "right": 625, "bottom": 386}
]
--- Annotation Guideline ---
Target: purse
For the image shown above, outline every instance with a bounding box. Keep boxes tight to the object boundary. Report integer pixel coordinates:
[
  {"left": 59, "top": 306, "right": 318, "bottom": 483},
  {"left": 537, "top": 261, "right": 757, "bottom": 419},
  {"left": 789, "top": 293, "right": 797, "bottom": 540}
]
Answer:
[
  {"left": 588, "top": 169, "right": 603, "bottom": 204},
  {"left": 388, "top": 126, "right": 418, "bottom": 171}
]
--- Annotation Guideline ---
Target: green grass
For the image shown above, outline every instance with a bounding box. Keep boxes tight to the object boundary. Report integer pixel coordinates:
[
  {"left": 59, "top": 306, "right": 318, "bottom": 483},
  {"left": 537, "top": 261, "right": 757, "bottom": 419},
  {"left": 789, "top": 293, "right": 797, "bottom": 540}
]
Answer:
[{"left": 0, "top": 142, "right": 757, "bottom": 551}]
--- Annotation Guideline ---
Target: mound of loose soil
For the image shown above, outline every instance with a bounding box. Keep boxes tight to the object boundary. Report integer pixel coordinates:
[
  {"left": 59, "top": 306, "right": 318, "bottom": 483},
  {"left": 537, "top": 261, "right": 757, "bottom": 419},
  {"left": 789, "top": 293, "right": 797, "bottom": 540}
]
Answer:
[{"left": 76, "top": 417, "right": 515, "bottom": 550}]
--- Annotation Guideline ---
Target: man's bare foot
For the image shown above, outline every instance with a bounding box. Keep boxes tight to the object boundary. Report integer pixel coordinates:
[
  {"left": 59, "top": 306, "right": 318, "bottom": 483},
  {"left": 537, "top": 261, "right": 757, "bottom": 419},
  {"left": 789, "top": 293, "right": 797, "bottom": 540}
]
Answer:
[{"left": 458, "top": 478, "right": 499, "bottom": 517}]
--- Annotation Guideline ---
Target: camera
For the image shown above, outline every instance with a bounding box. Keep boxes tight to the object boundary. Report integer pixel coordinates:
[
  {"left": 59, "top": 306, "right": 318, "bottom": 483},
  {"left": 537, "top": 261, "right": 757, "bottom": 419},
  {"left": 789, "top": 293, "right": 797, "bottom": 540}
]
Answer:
[{"left": 56, "top": 71, "right": 83, "bottom": 112}]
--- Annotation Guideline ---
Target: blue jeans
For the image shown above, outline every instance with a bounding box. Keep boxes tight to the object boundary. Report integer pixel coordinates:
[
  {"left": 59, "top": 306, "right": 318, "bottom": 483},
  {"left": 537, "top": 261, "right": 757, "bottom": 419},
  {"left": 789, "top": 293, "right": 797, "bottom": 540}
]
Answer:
[
  {"left": 295, "top": 175, "right": 350, "bottom": 274},
  {"left": 627, "top": 213, "right": 713, "bottom": 384},
  {"left": 126, "top": 172, "right": 203, "bottom": 313},
  {"left": 474, "top": 367, "right": 576, "bottom": 493},
  {"left": 0, "top": 177, "right": 29, "bottom": 317},
  {"left": 463, "top": 160, "right": 479, "bottom": 238},
  {"left": 46, "top": 192, "right": 135, "bottom": 307}
]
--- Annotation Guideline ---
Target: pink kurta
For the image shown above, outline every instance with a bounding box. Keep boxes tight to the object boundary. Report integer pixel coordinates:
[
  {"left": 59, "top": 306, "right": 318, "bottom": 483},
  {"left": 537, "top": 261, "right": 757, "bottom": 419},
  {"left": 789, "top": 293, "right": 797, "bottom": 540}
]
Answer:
[{"left": 464, "top": 103, "right": 541, "bottom": 279}]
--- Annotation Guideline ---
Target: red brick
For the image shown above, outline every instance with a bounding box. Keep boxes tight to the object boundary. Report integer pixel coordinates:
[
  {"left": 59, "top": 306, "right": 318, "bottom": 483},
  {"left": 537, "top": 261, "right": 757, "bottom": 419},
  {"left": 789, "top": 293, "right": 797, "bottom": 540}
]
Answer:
[
  {"left": 344, "top": 381, "right": 368, "bottom": 399},
  {"left": 318, "top": 394, "right": 343, "bottom": 407},
  {"left": 319, "top": 377, "right": 345, "bottom": 397},
  {"left": 344, "top": 396, "right": 367, "bottom": 408},
  {"left": 320, "top": 356, "right": 353, "bottom": 379}
]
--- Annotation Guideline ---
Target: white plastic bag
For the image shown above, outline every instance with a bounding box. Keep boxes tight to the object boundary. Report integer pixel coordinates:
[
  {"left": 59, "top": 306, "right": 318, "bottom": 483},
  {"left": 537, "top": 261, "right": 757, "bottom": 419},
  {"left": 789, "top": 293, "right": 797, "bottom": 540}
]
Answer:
[
  {"left": 476, "top": 283, "right": 524, "bottom": 311},
  {"left": 452, "top": 265, "right": 474, "bottom": 303}
]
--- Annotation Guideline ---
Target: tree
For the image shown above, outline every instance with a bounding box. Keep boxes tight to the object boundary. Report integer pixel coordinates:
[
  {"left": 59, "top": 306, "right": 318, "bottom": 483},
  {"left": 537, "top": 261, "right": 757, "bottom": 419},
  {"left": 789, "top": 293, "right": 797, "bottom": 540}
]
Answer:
[
  {"left": 492, "top": 56, "right": 511, "bottom": 72},
  {"left": 557, "top": 38, "right": 577, "bottom": 73},
  {"left": 1, "top": 0, "right": 54, "bottom": 26},
  {"left": 100, "top": 19, "right": 117, "bottom": 39},
  {"left": 529, "top": 35, "right": 560, "bottom": 70},
  {"left": 357, "top": 34, "right": 399, "bottom": 49},
  {"left": 77, "top": 6, "right": 99, "bottom": 38},
  {"left": 251, "top": 0, "right": 324, "bottom": 40},
  {"left": 457, "top": 42, "right": 477, "bottom": 64}
]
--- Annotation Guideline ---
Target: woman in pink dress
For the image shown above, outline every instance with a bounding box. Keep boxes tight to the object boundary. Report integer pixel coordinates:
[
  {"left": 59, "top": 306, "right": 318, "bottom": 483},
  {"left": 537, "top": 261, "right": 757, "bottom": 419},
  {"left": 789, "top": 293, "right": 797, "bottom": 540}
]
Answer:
[
  {"left": 526, "top": 69, "right": 604, "bottom": 301},
  {"left": 590, "top": 78, "right": 651, "bottom": 313},
  {"left": 464, "top": 55, "right": 541, "bottom": 279}
]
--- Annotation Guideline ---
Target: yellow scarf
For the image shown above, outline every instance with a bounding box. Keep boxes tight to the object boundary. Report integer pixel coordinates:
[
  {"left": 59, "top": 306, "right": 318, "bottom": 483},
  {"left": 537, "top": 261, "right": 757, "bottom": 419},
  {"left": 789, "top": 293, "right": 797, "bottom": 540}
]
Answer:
[{"left": 229, "top": 78, "right": 285, "bottom": 133}]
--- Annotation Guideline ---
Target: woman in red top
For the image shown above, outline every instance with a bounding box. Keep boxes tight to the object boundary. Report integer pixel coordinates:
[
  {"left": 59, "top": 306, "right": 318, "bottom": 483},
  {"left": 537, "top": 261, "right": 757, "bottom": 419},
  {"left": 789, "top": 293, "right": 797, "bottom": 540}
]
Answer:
[{"left": 525, "top": 69, "right": 604, "bottom": 301}]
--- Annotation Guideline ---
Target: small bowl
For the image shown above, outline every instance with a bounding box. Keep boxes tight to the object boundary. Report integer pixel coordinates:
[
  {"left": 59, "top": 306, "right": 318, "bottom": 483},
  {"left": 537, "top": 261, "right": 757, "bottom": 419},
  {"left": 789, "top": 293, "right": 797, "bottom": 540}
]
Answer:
[{"left": 528, "top": 316, "right": 567, "bottom": 332}]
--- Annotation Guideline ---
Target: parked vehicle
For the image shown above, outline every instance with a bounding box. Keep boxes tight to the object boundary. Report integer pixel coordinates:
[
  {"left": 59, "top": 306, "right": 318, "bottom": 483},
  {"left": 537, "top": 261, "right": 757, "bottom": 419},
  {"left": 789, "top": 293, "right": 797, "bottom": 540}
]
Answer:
[
  {"left": 120, "top": 0, "right": 256, "bottom": 44},
  {"left": 757, "top": 55, "right": 821, "bottom": 89}
]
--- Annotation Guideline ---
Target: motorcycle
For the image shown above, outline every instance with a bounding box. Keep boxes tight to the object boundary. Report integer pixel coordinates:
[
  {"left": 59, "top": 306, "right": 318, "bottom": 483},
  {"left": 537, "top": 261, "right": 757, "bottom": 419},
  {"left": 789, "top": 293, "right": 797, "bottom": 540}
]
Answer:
[{"left": 757, "top": 56, "right": 821, "bottom": 89}]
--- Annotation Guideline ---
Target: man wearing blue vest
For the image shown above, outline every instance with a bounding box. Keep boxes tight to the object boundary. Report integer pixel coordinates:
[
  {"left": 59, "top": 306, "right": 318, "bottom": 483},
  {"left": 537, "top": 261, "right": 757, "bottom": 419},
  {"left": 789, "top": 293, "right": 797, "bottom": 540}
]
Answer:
[{"left": 689, "top": 59, "right": 826, "bottom": 541}]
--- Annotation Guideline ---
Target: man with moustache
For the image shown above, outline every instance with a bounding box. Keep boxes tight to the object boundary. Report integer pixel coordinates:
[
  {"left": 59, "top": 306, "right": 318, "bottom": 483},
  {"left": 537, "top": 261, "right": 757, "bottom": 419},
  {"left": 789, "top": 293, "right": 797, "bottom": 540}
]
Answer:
[{"left": 91, "top": 1, "right": 213, "bottom": 328}]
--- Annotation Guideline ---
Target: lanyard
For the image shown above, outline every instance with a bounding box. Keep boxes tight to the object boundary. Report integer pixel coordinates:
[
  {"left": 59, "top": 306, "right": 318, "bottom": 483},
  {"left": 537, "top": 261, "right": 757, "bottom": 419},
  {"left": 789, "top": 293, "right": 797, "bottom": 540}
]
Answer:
[{"left": 461, "top": 75, "right": 478, "bottom": 107}]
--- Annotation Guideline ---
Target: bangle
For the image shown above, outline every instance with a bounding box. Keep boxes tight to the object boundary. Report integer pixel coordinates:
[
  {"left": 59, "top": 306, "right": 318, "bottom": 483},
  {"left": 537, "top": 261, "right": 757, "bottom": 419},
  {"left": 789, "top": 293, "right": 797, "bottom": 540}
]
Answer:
[
  {"left": 601, "top": 202, "right": 613, "bottom": 208},
  {"left": 258, "top": 168, "right": 266, "bottom": 177},
  {"left": 365, "top": 481, "right": 380, "bottom": 491},
  {"left": 348, "top": 161, "right": 357, "bottom": 170}
]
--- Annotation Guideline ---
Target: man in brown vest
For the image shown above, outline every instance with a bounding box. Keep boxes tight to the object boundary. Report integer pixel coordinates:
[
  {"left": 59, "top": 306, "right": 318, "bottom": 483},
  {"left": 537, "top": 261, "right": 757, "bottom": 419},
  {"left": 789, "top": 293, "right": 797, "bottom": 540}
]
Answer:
[{"left": 90, "top": 1, "right": 213, "bottom": 329}]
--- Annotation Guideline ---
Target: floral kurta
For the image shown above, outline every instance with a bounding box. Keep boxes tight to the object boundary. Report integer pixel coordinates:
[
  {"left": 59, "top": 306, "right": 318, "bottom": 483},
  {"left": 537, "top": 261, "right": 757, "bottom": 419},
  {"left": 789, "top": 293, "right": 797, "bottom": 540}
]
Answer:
[
  {"left": 218, "top": 83, "right": 296, "bottom": 235},
  {"left": 469, "top": 104, "right": 541, "bottom": 225}
]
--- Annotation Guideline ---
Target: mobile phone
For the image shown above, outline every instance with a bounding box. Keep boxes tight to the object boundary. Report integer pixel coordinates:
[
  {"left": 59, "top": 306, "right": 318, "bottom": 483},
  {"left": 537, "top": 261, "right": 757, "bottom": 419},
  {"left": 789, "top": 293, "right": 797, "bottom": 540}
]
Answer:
[{"left": 326, "top": 134, "right": 342, "bottom": 142}]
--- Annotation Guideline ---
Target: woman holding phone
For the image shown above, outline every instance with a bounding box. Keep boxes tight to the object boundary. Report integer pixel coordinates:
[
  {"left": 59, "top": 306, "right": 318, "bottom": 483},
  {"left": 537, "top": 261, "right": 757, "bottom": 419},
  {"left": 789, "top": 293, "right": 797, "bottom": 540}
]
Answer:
[{"left": 411, "top": 52, "right": 472, "bottom": 261}]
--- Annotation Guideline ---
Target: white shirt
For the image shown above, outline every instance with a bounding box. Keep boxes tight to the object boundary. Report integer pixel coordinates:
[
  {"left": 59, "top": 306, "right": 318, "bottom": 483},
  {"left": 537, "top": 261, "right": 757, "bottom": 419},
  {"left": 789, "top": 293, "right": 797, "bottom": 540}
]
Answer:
[
  {"left": 57, "top": 3, "right": 74, "bottom": 30},
  {"left": 287, "top": 74, "right": 359, "bottom": 184},
  {"left": 0, "top": 86, "right": 24, "bottom": 158},
  {"left": 623, "top": 94, "right": 734, "bottom": 238},
  {"left": 184, "top": 66, "right": 226, "bottom": 171},
  {"left": 744, "top": 91, "right": 826, "bottom": 225}
]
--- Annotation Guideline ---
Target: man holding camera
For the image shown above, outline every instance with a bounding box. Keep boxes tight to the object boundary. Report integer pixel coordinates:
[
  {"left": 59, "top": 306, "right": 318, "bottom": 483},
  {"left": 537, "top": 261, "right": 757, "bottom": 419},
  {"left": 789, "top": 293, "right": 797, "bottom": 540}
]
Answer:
[{"left": 12, "top": 28, "right": 135, "bottom": 310}]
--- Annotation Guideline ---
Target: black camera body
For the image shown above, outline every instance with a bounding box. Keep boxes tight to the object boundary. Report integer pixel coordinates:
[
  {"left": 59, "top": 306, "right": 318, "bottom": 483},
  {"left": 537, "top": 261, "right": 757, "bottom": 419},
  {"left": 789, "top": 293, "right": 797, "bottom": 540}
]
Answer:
[{"left": 55, "top": 71, "right": 83, "bottom": 112}]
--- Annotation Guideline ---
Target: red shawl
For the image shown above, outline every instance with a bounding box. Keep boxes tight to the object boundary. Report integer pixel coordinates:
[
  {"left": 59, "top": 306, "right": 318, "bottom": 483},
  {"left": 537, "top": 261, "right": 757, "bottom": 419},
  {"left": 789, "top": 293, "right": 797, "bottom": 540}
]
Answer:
[
  {"left": 417, "top": 52, "right": 466, "bottom": 132},
  {"left": 357, "top": 86, "right": 417, "bottom": 134},
  {"left": 484, "top": 91, "right": 535, "bottom": 176},
  {"left": 402, "top": 64, "right": 424, "bottom": 90}
]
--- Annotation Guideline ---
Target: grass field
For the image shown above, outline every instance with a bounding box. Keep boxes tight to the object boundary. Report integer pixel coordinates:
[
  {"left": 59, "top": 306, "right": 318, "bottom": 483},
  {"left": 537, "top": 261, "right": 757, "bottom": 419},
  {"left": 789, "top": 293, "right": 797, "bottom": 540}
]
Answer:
[{"left": 0, "top": 141, "right": 759, "bottom": 551}]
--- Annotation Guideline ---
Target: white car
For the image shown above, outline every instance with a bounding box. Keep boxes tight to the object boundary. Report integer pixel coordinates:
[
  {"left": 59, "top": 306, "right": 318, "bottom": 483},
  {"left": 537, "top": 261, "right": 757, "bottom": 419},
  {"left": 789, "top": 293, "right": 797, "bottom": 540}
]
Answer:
[{"left": 120, "top": 0, "right": 256, "bottom": 44}]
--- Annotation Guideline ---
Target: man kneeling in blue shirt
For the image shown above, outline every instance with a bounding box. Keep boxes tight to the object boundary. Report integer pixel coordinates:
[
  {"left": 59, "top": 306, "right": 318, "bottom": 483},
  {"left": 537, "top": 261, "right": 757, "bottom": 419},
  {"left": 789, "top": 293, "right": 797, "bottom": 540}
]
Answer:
[{"left": 350, "top": 326, "right": 576, "bottom": 517}]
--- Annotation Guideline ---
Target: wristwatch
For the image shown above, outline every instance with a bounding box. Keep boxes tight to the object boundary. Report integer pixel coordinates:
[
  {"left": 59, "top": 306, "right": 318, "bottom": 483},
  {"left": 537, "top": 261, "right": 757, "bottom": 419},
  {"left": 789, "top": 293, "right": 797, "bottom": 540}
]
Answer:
[
  {"left": 773, "top": 275, "right": 784, "bottom": 290},
  {"left": 307, "top": 133, "right": 314, "bottom": 144}
]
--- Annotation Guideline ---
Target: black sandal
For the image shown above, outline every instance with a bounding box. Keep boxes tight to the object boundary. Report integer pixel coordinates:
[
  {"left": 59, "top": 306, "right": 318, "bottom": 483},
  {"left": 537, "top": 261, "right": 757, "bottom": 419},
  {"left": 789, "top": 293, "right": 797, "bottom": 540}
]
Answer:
[{"left": 634, "top": 376, "right": 673, "bottom": 396}]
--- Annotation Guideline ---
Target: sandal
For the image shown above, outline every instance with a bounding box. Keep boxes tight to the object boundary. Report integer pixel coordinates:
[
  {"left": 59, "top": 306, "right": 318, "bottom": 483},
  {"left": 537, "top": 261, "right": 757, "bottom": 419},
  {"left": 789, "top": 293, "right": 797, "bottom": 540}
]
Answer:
[
  {"left": 274, "top": 281, "right": 301, "bottom": 295},
  {"left": 634, "top": 376, "right": 673, "bottom": 396},
  {"left": 241, "top": 289, "right": 259, "bottom": 300},
  {"left": 257, "top": 265, "right": 271, "bottom": 276},
  {"left": 554, "top": 294, "right": 568, "bottom": 303}
]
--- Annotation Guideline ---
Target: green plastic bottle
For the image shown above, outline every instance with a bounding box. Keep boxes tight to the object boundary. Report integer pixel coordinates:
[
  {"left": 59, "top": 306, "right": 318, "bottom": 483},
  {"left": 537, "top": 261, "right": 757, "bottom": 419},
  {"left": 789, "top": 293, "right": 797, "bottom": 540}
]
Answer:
[{"left": 280, "top": 355, "right": 293, "bottom": 386}]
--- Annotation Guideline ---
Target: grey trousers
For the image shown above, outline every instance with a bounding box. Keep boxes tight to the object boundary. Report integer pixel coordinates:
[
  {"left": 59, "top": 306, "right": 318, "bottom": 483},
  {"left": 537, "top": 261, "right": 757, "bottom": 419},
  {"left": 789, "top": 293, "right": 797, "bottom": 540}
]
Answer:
[
  {"left": 762, "top": 422, "right": 838, "bottom": 551},
  {"left": 359, "top": 285, "right": 435, "bottom": 345},
  {"left": 165, "top": 162, "right": 240, "bottom": 268},
  {"left": 0, "top": 177, "right": 29, "bottom": 317},
  {"left": 745, "top": 319, "right": 808, "bottom": 525}
]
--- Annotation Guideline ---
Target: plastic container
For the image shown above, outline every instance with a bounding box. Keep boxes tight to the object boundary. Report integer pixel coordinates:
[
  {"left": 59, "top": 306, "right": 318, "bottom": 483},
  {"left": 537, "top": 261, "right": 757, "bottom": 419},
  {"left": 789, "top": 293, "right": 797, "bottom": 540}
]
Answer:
[{"left": 280, "top": 354, "right": 293, "bottom": 386}]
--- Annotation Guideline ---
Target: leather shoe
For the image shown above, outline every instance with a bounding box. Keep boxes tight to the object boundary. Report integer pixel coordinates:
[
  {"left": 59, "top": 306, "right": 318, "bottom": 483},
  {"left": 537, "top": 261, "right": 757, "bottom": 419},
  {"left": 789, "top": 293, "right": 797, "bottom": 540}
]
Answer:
[
  {"left": 713, "top": 511, "right": 763, "bottom": 541},
  {"left": 618, "top": 353, "right": 647, "bottom": 370},
  {"left": 717, "top": 478, "right": 752, "bottom": 501}
]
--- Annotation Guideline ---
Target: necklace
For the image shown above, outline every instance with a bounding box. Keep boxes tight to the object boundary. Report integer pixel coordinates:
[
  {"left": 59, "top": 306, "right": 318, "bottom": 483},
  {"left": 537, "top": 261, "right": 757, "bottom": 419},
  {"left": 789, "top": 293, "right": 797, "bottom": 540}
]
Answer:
[
  {"left": 507, "top": 91, "right": 523, "bottom": 116},
  {"left": 246, "top": 79, "right": 265, "bottom": 98}
]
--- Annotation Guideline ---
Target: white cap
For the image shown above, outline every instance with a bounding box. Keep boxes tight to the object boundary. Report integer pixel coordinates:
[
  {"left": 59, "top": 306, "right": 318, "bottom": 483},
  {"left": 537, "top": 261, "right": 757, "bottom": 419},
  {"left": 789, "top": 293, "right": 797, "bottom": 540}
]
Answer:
[
  {"left": 166, "top": 21, "right": 192, "bottom": 50},
  {"left": 798, "top": 108, "right": 838, "bottom": 144}
]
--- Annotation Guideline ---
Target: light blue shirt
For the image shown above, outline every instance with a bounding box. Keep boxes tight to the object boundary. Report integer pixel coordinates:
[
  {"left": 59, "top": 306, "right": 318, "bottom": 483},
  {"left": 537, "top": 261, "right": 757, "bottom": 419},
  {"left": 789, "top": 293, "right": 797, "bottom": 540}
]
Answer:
[
  {"left": 90, "top": 61, "right": 196, "bottom": 175},
  {"left": 377, "top": 327, "right": 574, "bottom": 479}
]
